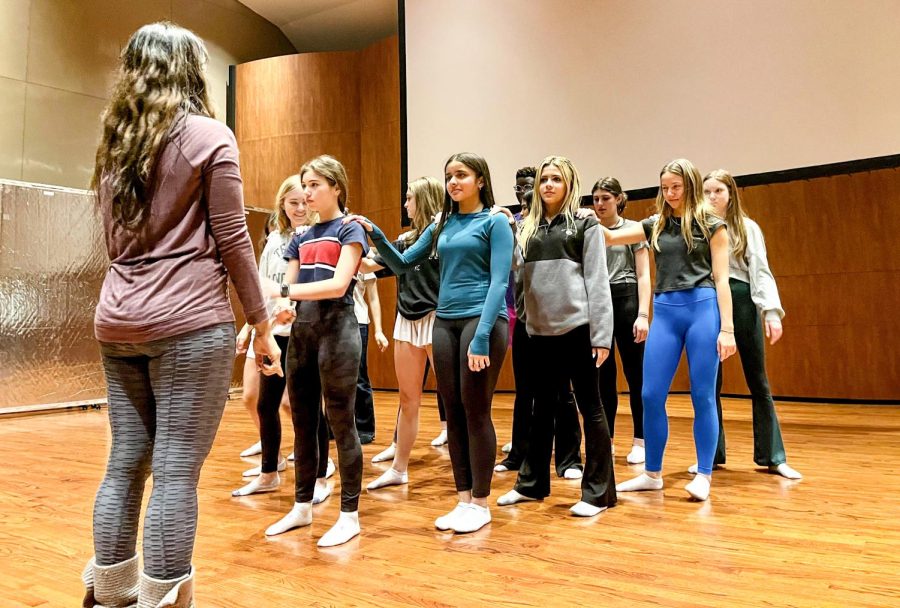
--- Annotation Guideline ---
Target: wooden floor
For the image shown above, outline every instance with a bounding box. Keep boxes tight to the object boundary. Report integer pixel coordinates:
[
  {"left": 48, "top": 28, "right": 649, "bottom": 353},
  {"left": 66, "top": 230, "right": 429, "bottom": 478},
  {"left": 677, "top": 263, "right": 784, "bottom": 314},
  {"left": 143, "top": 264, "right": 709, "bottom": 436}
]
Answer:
[{"left": 1, "top": 393, "right": 899, "bottom": 607}]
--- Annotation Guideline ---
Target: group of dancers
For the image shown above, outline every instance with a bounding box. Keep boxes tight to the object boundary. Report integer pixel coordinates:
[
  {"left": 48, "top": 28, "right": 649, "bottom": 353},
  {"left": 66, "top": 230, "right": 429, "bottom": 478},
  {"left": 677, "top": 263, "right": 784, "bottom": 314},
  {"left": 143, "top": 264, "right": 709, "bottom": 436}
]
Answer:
[{"left": 83, "top": 22, "right": 800, "bottom": 608}]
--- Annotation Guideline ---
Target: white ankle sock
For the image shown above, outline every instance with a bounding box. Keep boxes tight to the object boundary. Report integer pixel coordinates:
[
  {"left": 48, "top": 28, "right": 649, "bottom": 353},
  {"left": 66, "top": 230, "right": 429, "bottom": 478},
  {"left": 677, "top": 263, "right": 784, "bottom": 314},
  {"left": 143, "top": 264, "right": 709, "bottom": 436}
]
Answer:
[
  {"left": 685, "top": 473, "right": 711, "bottom": 501},
  {"left": 430, "top": 430, "right": 448, "bottom": 447},
  {"left": 570, "top": 501, "right": 608, "bottom": 517},
  {"left": 367, "top": 468, "right": 408, "bottom": 490},
  {"left": 434, "top": 502, "right": 468, "bottom": 530},
  {"left": 497, "top": 489, "right": 537, "bottom": 506},
  {"left": 371, "top": 443, "right": 396, "bottom": 463},
  {"left": 313, "top": 478, "right": 332, "bottom": 504},
  {"left": 287, "top": 452, "right": 295, "bottom": 462},
  {"left": 265, "top": 502, "right": 312, "bottom": 536},
  {"left": 688, "top": 463, "right": 720, "bottom": 474},
  {"left": 451, "top": 503, "right": 491, "bottom": 533},
  {"left": 501, "top": 442, "right": 512, "bottom": 453},
  {"left": 616, "top": 472, "right": 664, "bottom": 492},
  {"left": 493, "top": 463, "right": 509, "bottom": 472},
  {"left": 563, "top": 467, "right": 584, "bottom": 480},
  {"left": 240, "top": 441, "right": 262, "bottom": 458},
  {"left": 317, "top": 511, "right": 360, "bottom": 547},
  {"left": 243, "top": 457, "right": 285, "bottom": 477},
  {"left": 232, "top": 473, "right": 280, "bottom": 497},
  {"left": 770, "top": 463, "right": 803, "bottom": 479},
  {"left": 626, "top": 444, "right": 646, "bottom": 465},
  {"left": 325, "top": 458, "right": 336, "bottom": 479}
]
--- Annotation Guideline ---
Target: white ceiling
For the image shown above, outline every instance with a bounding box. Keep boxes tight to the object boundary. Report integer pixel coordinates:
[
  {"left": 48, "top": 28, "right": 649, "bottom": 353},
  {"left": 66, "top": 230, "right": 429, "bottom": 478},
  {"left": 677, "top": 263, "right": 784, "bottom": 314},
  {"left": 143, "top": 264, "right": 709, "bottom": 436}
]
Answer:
[{"left": 239, "top": 0, "right": 398, "bottom": 52}]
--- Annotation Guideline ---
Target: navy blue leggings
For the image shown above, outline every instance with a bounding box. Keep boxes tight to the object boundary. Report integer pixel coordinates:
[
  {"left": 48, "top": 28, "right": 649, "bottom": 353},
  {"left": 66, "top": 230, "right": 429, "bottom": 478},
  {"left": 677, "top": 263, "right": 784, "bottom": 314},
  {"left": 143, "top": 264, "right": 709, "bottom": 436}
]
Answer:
[{"left": 642, "top": 287, "right": 720, "bottom": 476}]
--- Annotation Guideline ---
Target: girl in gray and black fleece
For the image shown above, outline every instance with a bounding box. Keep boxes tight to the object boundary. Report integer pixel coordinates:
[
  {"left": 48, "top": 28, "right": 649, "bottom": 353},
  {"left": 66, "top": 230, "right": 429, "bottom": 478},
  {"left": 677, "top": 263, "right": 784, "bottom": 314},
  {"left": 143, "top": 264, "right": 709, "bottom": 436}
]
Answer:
[{"left": 497, "top": 156, "right": 617, "bottom": 517}]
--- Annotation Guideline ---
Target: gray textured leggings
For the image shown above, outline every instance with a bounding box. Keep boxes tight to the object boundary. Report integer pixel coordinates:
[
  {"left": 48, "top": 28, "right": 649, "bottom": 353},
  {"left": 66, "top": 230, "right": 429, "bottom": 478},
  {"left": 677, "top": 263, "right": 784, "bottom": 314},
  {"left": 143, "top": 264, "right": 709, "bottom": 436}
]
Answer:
[{"left": 94, "top": 322, "right": 235, "bottom": 579}]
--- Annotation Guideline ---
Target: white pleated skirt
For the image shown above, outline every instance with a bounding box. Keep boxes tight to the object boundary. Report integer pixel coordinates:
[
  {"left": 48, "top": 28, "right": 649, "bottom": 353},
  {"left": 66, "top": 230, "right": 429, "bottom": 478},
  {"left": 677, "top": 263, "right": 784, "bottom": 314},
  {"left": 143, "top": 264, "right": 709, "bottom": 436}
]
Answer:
[{"left": 392, "top": 311, "right": 436, "bottom": 348}]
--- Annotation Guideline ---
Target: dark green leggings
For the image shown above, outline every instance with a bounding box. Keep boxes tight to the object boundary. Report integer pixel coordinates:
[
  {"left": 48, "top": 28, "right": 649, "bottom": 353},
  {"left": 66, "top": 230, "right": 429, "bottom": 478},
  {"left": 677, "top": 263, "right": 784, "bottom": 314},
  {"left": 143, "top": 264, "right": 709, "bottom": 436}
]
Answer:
[{"left": 714, "top": 279, "right": 787, "bottom": 466}]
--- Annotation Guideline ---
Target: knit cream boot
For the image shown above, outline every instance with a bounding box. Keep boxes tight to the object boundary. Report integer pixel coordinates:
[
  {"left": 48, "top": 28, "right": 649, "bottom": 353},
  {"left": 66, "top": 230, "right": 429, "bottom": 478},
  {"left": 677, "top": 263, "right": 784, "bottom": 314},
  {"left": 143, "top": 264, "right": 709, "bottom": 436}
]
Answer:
[
  {"left": 82, "top": 555, "right": 140, "bottom": 607},
  {"left": 138, "top": 568, "right": 194, "bottom": 608}
]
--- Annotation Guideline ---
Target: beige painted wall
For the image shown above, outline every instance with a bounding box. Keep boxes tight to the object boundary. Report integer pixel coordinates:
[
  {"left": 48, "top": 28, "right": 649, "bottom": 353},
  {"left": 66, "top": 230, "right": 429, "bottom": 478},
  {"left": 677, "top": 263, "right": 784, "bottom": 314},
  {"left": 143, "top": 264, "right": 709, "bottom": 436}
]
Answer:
[
  {"left": 0, "top": 0, "right": 295, "bottom": 190},
  {"left": 406, "top": 0, "right": 900, "bottom": 197}
]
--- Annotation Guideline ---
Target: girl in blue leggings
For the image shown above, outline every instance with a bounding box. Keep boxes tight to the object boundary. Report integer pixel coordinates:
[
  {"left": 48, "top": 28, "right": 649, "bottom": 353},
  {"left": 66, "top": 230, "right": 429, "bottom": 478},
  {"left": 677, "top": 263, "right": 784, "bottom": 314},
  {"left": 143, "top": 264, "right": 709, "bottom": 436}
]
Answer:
[{"left": 601, "top": 158, "right": 736, "bottom": 501}]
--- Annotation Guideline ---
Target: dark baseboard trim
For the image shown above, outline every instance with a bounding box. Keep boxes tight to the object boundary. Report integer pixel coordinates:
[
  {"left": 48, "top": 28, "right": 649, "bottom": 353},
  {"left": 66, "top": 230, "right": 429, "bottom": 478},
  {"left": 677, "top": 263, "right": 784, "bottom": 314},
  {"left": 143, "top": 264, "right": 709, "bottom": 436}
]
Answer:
[
  {"left": 625, "top": 153, "right": 900, "bottom": 202},
  {"left": 670, "top": 390, "right": 898, "bottom": 406}
]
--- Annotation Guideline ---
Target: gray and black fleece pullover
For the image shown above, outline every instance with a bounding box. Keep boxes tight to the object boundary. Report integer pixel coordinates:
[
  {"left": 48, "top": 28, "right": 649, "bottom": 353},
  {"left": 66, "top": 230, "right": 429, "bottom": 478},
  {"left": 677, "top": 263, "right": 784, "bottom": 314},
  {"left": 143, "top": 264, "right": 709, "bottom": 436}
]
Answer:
[{"left": 521, "top": 214, "right": 613, "bottom": 348}]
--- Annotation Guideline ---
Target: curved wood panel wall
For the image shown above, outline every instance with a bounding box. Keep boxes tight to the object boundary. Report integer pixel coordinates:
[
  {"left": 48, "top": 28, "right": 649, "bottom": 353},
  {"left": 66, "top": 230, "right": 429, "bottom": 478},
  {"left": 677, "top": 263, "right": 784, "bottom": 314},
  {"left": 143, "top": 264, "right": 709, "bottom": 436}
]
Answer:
[{"left": 623, "top": 166, "right": 899, "bottom": 401}]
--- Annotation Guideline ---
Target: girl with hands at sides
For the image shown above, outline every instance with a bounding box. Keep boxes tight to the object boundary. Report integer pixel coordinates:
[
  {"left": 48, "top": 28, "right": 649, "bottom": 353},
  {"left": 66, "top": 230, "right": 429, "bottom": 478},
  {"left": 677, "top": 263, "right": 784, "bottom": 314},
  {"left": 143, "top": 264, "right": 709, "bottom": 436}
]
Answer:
[
  {"left": 345, "top": 152, "right": 514, "bottom": 534},
  {"left": 701, "top": 170, "right": 801, "bottom": 480},
  {"left": 496, "top": 156, "right": 617, "bottom": 518},
  {"left": 232, "top": 176, "right": 321, "bottom": 496},
  {"left": 261, "top": 155, "right": 368, "bottom": 548},
  {"left": 603, "top": 159, "right": 736, "bottom": 502},
  {"left": 359, "top": 176, "right": 446, "bottom": 491},
  {"left": 592, "top": 177, "right": 651, "bottom": 465}
]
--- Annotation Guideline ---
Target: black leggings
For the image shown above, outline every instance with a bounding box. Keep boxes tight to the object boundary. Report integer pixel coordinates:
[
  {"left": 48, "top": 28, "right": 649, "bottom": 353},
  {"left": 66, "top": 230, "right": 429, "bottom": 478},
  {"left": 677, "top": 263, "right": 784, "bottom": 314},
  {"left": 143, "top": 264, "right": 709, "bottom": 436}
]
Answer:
[
  {"left": 515, "top": 325, "right": 616, "bottom": 508},
  {"left": 287, "top": 301, "right": 362, "bottom": 512},
  {"left": 597, "top": 283, "right": 645, "bottom": 439},
  {"left": 504, "top": 318, "right": 582, "bottom": 474},
  {"left": 432, "top": 316, "right": 508, "bottom": 499},
  {"left": 258, "top": 335, "right": 329, "bottom": 474},
  {"left": 713, "top": 279, "right": 787, "bottom": 466}
]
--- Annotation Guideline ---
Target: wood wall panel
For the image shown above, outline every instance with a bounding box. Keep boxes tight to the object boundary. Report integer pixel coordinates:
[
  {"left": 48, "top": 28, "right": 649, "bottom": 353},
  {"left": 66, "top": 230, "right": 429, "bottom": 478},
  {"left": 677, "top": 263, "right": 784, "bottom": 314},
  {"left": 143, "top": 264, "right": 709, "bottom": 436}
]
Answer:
[{"left": 618, "top": 167, "right": 900, "bottom": 400}]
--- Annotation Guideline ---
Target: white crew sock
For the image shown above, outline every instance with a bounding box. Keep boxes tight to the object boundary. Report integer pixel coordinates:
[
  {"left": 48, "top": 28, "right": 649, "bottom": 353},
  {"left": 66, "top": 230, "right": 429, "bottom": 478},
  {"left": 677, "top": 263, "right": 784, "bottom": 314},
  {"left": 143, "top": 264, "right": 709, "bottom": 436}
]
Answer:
[
  {"left": 626, "top": 441, "right": 646, "bottom": 465},
  {"left": 770, "top": 463, "right": 803, "bottom": 479},
  {"left": 616, "top": 472, "right": 664, "bottom": 492},
  {"left": 434, "top": 502, "right": 468, "bottom": 530},
  {"left": 243, "top": 457, "right": 286, "bottom": 477},
  {"left": 430, "top": 429, "right": 448, "bottom": 447},
  {"left": 325, "top": 458, "right": 335, "bottom": 479},
  {"left": 232, "top": 473, "right": 280, "bottom": 497},
  {"left": 240, "top": 441, "right": 262, "bottom": 458},
  {"left": 367, "top": 468, "right": 408, "bottom": 490},
  {"left": 493, "top": 463, "right": 510, "bottom": 472},
  {"left": 685, "top": 473, "right": 711, "bottom": 501},
  {"left": 317, "top": 511, "right": 361, "bottom": 547},
  {"left": 451, "top": 503, "right": 491, "bottom": 533},
  {"left": 570, "top": 501, "right": 608, "bottom": 517},
  {"left": 371, "top": 443, "right": 396, "bottom": 463},
  {"left": 497, "top": 489, "right": 537, "bottom": 506},
  {"left": 265, "top": 502, "right": 312, "bottom": 536},
  {"left": 501, "top": 442, "right": 512, "bottom": 454},
  {"left": 563, "top": 467, "right": 584, "bottom": 480},
  {"left": 313, "top": 478, "right": 332, "bottom": 504}
]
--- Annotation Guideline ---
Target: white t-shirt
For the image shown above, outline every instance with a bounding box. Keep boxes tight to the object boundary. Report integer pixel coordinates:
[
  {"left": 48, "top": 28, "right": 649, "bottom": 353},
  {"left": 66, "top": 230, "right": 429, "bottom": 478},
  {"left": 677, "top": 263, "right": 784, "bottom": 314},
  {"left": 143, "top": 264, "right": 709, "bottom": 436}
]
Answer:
[{"left": 352, "top": 272, "right": 376, "bottom": 324}]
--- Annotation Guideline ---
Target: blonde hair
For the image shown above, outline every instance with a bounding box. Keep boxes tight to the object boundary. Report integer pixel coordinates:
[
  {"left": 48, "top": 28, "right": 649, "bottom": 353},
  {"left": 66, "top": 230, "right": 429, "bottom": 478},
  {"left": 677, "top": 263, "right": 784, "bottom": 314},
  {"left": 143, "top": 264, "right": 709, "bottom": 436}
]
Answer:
[
  {"left": 650, "top": 158, "right": 718, "bottom": 252},
  {"left": 519, "top": 156, "right": 582, "bottom": 256},
  {"left": 299, "top": 155, "right": 349, "bottom": 212},
  {"left": 273, "top": 175, "right": 317, "bottom": 235},
  {"left": 92, "top": 22, "right": 214, "bottom": 230},
  {"left": 704, "top": 169, "right": 747, "bottom": 261},
  {"left": 406, "top": 176, "right": 444, "bottom": 246}
]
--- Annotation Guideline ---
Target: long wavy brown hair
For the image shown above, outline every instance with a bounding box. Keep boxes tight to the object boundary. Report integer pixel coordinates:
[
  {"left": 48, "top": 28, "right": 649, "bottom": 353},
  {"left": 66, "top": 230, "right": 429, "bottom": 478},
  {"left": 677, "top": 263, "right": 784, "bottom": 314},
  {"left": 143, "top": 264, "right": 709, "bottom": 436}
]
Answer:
[{"left": 91, "top": 22, "right": 214, "bottom": 230}]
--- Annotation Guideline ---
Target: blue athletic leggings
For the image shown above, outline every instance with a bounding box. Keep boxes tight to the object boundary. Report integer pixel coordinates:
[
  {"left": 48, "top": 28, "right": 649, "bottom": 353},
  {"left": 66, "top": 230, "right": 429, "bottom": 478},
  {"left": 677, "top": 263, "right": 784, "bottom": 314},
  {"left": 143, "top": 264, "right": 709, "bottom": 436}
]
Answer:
[{"left": 642, "top": 287, "right": 721, "bottom": 476}]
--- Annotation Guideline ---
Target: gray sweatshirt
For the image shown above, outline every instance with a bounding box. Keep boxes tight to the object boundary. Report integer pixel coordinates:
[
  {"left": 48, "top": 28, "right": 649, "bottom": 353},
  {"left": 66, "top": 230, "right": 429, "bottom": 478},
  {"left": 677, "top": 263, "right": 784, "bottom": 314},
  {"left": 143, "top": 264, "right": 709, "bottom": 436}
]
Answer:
[{"left": 521, "top": 215, "right": 613, "bottom": 348}]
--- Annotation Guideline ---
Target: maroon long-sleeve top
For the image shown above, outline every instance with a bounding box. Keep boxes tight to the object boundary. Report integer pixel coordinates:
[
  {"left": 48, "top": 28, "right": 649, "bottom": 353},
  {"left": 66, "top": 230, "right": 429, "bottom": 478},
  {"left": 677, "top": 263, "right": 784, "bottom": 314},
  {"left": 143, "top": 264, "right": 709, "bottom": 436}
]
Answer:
[{"left": 94, "top": 113, "right": 268, "bottom": 343}]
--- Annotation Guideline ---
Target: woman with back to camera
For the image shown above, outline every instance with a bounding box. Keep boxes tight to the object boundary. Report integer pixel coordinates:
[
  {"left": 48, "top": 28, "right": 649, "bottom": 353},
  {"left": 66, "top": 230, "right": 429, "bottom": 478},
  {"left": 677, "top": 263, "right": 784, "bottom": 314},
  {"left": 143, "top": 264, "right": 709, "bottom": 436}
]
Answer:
[
  {"left": 86, "top": 22, "right": 281, "bottom": 607},
  {"left": 345, "top": 152, "right": 514, "bottom": 534},
  {"left": 700, "top": 169, "right": 801, "bottom": 480},
  {"left": 604, "top": 159, "right": 736, "bottom": 501},
  {"left": 592, "top": 177, "right": 651, "bottom": 465},
  {"left": 496, "top": 156, "right": 617, "bottom": 517},
  {"left": 362, "top": 176, "right": 447, "bottom": 491},
  {"left": 261, "top": 155, "right": 369, "bottom": 548}
]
